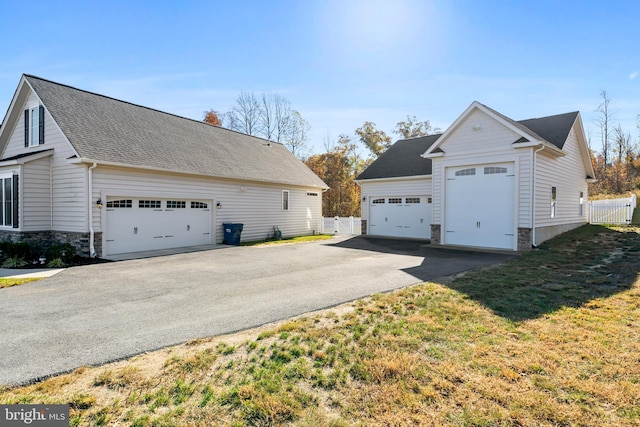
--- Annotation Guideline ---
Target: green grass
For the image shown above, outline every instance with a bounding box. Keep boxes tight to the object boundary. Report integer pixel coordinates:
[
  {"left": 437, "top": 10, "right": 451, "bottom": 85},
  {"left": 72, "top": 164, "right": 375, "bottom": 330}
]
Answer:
[
  {"left": 241, "top": 234, "right": 334, "bottom": 246},
  {"left": 0, "top": 277, "right": 41, "bottom": 289},
  {"left": 2, "top": 225, "right": 639, "bottom": 426}
]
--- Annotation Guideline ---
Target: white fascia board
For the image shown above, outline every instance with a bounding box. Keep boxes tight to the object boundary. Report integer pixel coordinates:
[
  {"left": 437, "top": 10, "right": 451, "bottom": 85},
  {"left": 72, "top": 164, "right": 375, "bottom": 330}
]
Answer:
[
  {"left": 73, "top": 158, "right": 328, "bottom": 190},
  {"left": 421, "top": 151, "right": 444, "bottom": 159},
  {"left": 355, "top": 174, "right": 432, "bottom": 184}
]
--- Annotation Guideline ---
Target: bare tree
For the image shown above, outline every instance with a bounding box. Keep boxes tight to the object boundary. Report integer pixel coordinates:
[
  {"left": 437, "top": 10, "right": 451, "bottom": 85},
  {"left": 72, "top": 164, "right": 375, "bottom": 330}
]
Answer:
[
  {"left": 226, "top": 92, "right": 261, "bottom": 136},
  {"left": 596, "top": 90, "right": 614, "bottom": 168},
  {"left": 613, "top": 124, "right": 632, "bottom": 164},
  {"left": 285, "top": 110, "right": 310, "bottom": 158}
]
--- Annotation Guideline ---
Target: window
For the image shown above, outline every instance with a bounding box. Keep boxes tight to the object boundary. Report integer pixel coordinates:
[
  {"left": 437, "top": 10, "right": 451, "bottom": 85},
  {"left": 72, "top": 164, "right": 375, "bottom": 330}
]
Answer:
[
  {"left": 484, "top": 166, "right": 507, "bottom": 175},
  {"left": 372, "top": 198, "right": 385, "bottom": 204},
  {"left": 405, "top": 197, "right": 421, "bottom": 204},
  {"left": 388, "top": 197, "right": 402, "bottom": 204},
  {"left": 167, "top": 201, "right": 186, "bottom": 209},
  {"left": 455, "top": 168, "right": 476, "bottom": 176},
  {"left": 306, "top": 192, "right": 318, "bottom": 197},
  {"left": 106, "top": 199, "right": 132, "bottom": 208},
  {"left": 191, "top": 201, "right": 208, "bottom": 209},
  {"left": 139, "top": 200, "right": 161, "bottom": 209},
  {"left": 427, "top": 197, "right": 433, "bottom": 204},
  {"left": 579, "top": 192, "right": 584, "bottom": 216},
  {"left": 0, "top": 175, "right": 17, "bottom": 228},
  {"left": 551, "top": 187, "right": 557, "bottom": 218},
  {"left": 24, "top": 105, "right": 44, "bottom": 147},
  {"left": 282, "top": 190, "right": 289, "bottom": 211}
]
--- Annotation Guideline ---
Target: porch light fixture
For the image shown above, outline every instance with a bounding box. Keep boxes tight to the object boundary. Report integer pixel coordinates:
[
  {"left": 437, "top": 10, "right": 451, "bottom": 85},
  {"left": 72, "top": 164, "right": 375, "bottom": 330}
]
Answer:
[
  {"left": 216, "top": 202, "right": 222, "bottom": 209},
  {"left": 96, "top": 198, "right": 103, "bottom": 208}
]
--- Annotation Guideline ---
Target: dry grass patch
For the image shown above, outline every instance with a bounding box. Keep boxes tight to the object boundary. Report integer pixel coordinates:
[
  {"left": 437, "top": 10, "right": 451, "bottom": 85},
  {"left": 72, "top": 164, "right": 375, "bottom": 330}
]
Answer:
[{"left": 1, "top": 225, "right": 639, "bottom": 426}]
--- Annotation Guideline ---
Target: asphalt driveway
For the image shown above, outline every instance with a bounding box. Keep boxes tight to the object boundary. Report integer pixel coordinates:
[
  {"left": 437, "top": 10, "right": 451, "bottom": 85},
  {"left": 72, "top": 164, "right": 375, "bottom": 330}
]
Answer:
[{"left": 0, "top": 236, "right": 514, "bottom": 386}]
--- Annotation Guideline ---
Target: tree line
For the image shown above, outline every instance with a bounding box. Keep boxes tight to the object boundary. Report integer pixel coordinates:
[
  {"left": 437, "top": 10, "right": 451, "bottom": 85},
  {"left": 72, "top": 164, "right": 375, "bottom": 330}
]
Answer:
[
  {"left": 205, "top": 90, "right": 640, "bottom": 216},
  {"left": 589, "top": 90, "right": 640, "bottom": 196}
]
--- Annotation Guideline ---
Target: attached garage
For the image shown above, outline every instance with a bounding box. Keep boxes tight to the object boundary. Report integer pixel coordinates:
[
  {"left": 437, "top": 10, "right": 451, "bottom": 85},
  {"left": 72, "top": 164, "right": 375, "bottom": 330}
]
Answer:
[
  {"left": 444, "top": 163, "right": 515, "bottom": 250},
  {"left": 369, "top": 195, "right": 432, "bottom": 239},
  {"left": 105, "top": 197, "right": 212, "bottom": 255}
]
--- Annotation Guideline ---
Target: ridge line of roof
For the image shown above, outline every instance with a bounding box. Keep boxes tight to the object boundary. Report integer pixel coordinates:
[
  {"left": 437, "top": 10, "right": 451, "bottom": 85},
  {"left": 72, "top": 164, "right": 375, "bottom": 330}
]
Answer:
[{"left": 23, "top": 74, "right": 285, "bottom": 148}]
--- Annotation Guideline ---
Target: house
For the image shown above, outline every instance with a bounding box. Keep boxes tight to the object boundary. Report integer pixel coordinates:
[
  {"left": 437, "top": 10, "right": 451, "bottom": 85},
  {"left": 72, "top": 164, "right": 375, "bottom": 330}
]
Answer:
[
  {"left": 356, "top": 101, "right": 595, "bottom": 251},
  {"left": 0, "top": 75, "right": 327, "bottom": 257}
]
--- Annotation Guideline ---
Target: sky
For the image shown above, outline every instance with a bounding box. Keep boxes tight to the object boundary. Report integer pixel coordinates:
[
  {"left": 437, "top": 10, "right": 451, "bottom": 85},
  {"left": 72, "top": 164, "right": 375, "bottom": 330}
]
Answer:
[{"left": 1, "top": 0, "right": 639, "bottom": 156}]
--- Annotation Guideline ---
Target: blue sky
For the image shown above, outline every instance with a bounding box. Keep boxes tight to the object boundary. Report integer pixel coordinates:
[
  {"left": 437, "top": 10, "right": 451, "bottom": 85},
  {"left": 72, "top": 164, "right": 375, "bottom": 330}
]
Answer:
[{"left": 1, "top": 0, "right": 639, "bottom": 156}]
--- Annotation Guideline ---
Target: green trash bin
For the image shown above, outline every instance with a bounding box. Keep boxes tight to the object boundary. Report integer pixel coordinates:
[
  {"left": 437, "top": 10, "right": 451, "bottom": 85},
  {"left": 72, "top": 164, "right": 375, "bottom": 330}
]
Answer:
[{"left": 223, "top": 223, "right": 244, "bottom": 245}]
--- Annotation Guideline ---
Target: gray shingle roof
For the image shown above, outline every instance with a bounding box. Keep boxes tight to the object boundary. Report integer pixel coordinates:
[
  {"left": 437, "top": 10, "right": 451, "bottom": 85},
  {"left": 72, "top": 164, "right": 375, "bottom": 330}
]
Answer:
[
  {"left": 24, "top": 75, "right": 327, "bottom": 188},
  {"left": 356, "top": 134, "right": 440, "bottom": 180},
  {"left": 517, "top": 111, "right": 578, "bottom": 149},
  {"left": 356, "top": 108, "right": 579, "bottom": 181}
]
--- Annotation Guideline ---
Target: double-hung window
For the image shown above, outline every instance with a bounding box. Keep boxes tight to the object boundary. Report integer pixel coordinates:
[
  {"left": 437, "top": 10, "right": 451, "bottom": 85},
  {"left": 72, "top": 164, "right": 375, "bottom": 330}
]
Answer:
[
  {"left": 24, "top": 105, "right": 45, "bottom": 147},
  {"left": 282, "top": 190, "right": 289, "bottom": 211},
  {"left": 0, "top": 174, "right": 18, "bottom": 228}
]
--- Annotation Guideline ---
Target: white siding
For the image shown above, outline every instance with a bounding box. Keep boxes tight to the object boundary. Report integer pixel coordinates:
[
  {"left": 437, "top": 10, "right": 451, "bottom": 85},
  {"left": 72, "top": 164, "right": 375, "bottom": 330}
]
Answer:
[
  {"left": 437, "top": 109, "right": 522, "bottom": 156},
  {"left": 360, "top": 177, "right": 432, "bottom": 219},
  {"left": 533, "top": 125, "right": 588, "bottom": 243},
  {"left": 3, "top": 89, "right": 88, "bottom": 233},
  {"left": 21, "top": 156, "right": 51, "bottom": 230},
  {"left": 92, "top": 166, "right": 323, "bottom": 246}
]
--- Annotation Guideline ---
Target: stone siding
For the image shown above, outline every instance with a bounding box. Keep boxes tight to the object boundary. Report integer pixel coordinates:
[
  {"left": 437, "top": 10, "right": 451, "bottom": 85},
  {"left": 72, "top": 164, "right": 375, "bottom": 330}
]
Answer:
[
  {"left": 0, "top": 230, "right": 101, "bottom": 258},
  {"left": 430, "top": 224, "right": 441, "bottom": 245},
  {"left": 361, "top": 219, "right": 367, "bottom": 235},
  {"left": 517, "top": 227, "right": 532, "bottom": 251}
]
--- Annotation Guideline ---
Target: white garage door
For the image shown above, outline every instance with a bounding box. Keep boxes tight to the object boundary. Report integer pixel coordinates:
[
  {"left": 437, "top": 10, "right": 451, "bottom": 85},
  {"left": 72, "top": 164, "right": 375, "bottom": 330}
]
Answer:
[
  {"left": 105, "top": 198, "right": 212, "bottom": 255},
  {"left": 444, "top": 163, "right": 515, "bottom": 250},
  {"left": 369, "top": 196, "right": 432, "bottom": 239}
]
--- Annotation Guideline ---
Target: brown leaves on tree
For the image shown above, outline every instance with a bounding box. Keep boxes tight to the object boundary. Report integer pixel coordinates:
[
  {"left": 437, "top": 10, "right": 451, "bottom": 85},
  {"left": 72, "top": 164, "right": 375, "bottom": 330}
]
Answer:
[{"left": 203, "top": 109, "right": 222, "bottom": 126}]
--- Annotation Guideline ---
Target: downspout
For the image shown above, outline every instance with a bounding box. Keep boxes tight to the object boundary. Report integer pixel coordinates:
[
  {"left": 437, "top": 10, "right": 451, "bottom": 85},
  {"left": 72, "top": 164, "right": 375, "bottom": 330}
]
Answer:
[
  {"left": 531, "top": 145, "right": 545, "bottom": 248},
  {"left": 88, "top": 163, "right": 97, "bottom": 257}
]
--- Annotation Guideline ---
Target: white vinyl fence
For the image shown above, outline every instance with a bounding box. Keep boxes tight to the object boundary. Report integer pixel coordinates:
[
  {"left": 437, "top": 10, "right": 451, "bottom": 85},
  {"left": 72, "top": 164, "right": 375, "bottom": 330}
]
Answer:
[
  {"left": 322, "top": 216, "right": 362, "bottom": 236},
  {"left": 589, "top": 194, "right": 637, "bottom": 225}
]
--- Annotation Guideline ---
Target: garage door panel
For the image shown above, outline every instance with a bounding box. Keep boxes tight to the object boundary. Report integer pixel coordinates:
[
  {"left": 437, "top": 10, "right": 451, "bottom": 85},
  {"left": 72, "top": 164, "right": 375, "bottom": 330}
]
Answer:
[
  {"left": 105, "top": 198, "right": 212, "bottom": 255},
  {"left": 369, "top": 196, "right": 432, "bottom": 239},
  {"left": 444, "top": 163, "right": 514, "bottom": 250}
]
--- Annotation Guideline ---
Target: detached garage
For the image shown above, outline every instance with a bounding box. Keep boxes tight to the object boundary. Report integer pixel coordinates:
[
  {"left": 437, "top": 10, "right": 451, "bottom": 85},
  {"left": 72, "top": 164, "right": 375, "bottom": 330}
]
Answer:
[{"left": 357, "top": 101, "right": 595, "bottom": 251}]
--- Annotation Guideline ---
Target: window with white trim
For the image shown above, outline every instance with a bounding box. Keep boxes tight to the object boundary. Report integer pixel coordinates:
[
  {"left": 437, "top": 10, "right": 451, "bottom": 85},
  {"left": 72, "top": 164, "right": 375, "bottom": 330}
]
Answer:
[
  {"left": 106, "top": 199, "right": 132, "bottom": 208},
  {"left": 191, "top": 201, "right": 208, "bottom": 209},
  {"left": 0, "top": 175, "right": 17, "bottom": 228},
  {"left": 579, "top": 192, "right": 584, "bottom": 216},
  {"left": 388, "top": 197, "right": 402, "bottom": 204},
  {"left": 24, "top": 105, "right": 44, "bottom": 147},
  {"left": 551, "top": 187, "right": 557, "bottom": 218},
  {"left": 166, "top": 201, "right": 186, "bottom": 209},
  {"left": 306, "top": 192, "right": 318, "bottom": 197},
  {"left": 455, "top": 168, "right": 476, "bottom": 176},
  {"left": 282, "top": 190, "right": 289, "bottom": 211},
  {"left": 484, "top": 166, "right": 507, "bottom": 175},
  {"left": 405, "top": 197, "right": 420, "bottom": 204},
  {"left": 139, "top": 200, "right": 161, "bottom": 209},
  {"left": 372, "top": 198, "right": 385, "bottom": 204}
]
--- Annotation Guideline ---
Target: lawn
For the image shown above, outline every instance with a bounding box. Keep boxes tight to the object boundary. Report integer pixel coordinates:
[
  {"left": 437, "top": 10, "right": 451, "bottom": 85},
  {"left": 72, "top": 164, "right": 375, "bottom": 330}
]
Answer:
[
  {"left": 0, "top": 277, "right": 41, "bottom": 289},
  {"left": 1, "top": 225, "right": 639, "bottom": 426}
]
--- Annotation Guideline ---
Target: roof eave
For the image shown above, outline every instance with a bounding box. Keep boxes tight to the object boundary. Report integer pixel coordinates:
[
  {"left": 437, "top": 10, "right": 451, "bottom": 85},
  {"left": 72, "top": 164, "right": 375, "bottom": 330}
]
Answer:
[
  {"left": 73, "top": 158, "right": 328, "bottom": 189},
  {"left": 355, "top": 174, "right": 432, "bottom": 184}
]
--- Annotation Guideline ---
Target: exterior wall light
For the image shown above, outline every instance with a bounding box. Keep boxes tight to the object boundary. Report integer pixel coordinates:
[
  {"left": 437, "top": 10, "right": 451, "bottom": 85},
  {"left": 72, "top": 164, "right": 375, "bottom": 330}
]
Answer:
[{"left": 216, "top": 202, "right": 222, "bottom": 209}]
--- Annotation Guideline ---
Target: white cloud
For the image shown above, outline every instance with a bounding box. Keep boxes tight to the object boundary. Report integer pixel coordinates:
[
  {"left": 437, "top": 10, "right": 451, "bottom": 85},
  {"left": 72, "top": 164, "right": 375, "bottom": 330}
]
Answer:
[{"left": 630, "top": 71, "right": 638, "bottom": 80}]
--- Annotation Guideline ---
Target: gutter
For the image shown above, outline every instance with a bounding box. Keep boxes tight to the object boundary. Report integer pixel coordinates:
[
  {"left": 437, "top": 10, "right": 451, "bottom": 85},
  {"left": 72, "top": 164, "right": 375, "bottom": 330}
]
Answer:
[
  {"left": 88, "top": 163, "right": 97, "bottom": 257},
  {"left": 531, "top": 145, "right": 545, "bottom": 248}
]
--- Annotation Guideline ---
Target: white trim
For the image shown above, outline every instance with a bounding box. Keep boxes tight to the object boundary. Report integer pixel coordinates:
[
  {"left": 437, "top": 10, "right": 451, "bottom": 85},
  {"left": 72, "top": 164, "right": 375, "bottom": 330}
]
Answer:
[
  {"left": 282, "top": 189, "right": 290, "bottom": 211},
  {"left": 71, "top": 157, "right": 328, "bottom": 190},
  {"left": 0, "top": 149, "right": 53, "bottom": 166},
  {"left": 355, "top": 174, "right": 432, "bottom": 184}
]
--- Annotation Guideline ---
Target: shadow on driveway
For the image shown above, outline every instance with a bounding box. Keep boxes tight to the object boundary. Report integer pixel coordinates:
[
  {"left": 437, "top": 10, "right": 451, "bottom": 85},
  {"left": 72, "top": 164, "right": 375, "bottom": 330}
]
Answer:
[{"left": 330, "top": 237, "right": 516, "bottom": 283}]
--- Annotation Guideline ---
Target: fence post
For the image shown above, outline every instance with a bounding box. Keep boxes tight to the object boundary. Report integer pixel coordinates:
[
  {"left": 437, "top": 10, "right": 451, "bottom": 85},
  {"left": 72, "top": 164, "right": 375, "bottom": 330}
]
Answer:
[
  {"left": 334, "top": 216, "right": 339, "bottom": 234},
  {"left": 321, "top": 217, "right": 325, "bottom": 234},
  {"left": 349, "top": 216, "right": 354, "bottom": 235}
]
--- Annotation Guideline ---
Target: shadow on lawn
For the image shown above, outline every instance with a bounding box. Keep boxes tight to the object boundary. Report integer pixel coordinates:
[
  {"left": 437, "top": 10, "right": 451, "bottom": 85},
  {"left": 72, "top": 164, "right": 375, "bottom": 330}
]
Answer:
[{"left": 332, "top": 225, "right": 639, "bottom": 322}]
